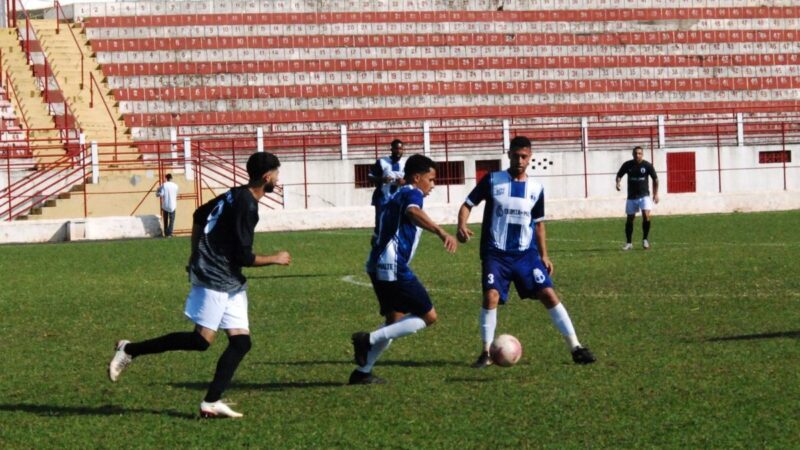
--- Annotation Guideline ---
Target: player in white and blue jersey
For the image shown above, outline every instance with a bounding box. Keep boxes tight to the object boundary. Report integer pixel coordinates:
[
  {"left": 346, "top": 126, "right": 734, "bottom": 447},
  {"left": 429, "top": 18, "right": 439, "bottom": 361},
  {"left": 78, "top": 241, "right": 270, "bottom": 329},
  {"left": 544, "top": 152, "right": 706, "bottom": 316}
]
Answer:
[
  {"left": 350, "top": 154, "right": 458, "bottom": 384},
  {"left": 368, "top": 139, "right": 407, "bottom": 242},
  {"left": 457, "top": 136, "right": 596, "bottom": 367}
]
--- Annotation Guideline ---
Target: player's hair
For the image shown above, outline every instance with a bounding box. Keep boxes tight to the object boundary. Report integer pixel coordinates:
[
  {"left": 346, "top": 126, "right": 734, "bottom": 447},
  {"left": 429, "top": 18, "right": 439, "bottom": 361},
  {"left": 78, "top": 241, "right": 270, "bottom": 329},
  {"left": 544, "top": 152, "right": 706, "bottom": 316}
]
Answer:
[
  {"left": 632, "top": 145, "right": 644, "bottom": 154},
  {"left": 165, "top": 173, "right": 172, "bottom": 181},
  {"left": 403, "top": 154, "right": 437, "bottom": 183},
  {"left": 391, "top": 139, "right": 404, "bottom": 150},
  {"left": 246, "top": 152, "right": 280, "bottom": 183},
  {"left": 509, "top": 136, "right": 532, "bottom": 151}
]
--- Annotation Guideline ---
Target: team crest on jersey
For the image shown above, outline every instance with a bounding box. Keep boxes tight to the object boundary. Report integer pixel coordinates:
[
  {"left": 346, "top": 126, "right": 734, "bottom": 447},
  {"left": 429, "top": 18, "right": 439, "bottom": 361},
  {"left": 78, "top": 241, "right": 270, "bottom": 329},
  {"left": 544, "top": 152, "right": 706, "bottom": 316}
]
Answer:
[
  {"left": 495, "top": 205, "right": 504, "bottom": 217},
  {"left": 533, "top": 268, "right": 546, "bottom": 284},
  {"left": 640, "top": 167, "right": 646, "bottom": 174}
]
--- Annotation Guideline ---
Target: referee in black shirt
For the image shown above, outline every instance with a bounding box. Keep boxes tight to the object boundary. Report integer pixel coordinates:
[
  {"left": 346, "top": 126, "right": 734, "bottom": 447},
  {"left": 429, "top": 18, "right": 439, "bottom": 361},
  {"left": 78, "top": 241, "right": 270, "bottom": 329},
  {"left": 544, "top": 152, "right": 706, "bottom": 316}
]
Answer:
[{"left": 616, "top": 146, "right": 659, "bottom": 250}]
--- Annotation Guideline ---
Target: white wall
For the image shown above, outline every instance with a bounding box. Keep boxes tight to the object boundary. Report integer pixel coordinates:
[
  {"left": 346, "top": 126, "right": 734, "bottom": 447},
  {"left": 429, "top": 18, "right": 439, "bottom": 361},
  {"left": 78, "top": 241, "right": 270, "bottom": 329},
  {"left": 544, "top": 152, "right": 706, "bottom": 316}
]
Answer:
[{"left": 275, "top": 143, "right": 799, "bottom": 209}]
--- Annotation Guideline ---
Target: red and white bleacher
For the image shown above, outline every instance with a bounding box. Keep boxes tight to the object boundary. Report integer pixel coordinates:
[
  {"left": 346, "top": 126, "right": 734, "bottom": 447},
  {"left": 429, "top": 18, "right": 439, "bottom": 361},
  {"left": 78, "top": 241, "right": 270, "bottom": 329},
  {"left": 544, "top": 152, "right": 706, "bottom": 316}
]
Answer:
[{"left": 72, "top": 0, "right": 800, "bottom": 148}]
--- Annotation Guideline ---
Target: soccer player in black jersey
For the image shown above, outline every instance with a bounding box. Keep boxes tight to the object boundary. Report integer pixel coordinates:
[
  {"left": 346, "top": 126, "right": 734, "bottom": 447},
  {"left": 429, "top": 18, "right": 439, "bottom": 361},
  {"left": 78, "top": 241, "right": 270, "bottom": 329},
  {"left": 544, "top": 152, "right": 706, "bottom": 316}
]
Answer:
[
  {"left": 616, "top": 146, "right": 659, "bottom": 250},
  {"left": 108, "top": 152, "right": 291, "bottom": 418}
]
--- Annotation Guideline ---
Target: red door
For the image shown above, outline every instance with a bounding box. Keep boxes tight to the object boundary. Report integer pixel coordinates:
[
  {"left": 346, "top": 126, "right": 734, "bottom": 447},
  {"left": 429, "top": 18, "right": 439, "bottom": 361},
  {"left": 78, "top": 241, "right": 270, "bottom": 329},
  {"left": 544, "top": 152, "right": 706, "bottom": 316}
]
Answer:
[
  {"left": 666, "top": 152, "right": 696, "bottom": 193},
  {"left": 475, "top": 159, "right": 500, "bottom": 184}
]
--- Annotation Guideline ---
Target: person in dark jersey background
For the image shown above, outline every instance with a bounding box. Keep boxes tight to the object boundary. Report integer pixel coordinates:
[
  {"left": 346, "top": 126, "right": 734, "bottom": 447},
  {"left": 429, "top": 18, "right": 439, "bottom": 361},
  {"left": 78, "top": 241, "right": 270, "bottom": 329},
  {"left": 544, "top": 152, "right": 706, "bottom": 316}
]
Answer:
[{"left": 616, "top": 146, "right": 660, "bottom": 250}]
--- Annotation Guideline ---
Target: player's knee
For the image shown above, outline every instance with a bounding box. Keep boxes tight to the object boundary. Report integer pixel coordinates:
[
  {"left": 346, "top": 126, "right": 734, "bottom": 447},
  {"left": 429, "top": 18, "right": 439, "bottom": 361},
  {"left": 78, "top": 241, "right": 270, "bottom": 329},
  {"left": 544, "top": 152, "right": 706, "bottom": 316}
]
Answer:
[
  {"left": 423, "top": 309, "right": 438, "bottom": 326},
  {"left": 626, "top": 215, "right": 635, "bottom": 225},
  {"left": 229, "top": 334, "right": 252, "bottom": 355},
  {"left": 192, "top": 331, "right": 211, "bottom": 351}
]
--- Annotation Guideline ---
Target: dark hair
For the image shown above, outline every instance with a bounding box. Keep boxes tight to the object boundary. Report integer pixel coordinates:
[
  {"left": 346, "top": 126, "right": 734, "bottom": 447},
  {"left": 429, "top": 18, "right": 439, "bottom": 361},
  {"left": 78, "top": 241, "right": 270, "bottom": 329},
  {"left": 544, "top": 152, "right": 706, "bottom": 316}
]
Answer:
[
  {"left": 391, "top": 139, "right": 404, "bottom": 150},
  {"left": 165, "top": 174, "right": 172, "bottom": 181},
  {"left": 246, "top": 152, "right": 280, "bottom": 182},
  {"left": 403, "top": 154, "right": 436, "bottom": 183},
  {"left": 509, "top": 136, "right": 532, "bottom": 151},
  {"left": 632, "top": 146, "right": 643, "bottom": 153}
]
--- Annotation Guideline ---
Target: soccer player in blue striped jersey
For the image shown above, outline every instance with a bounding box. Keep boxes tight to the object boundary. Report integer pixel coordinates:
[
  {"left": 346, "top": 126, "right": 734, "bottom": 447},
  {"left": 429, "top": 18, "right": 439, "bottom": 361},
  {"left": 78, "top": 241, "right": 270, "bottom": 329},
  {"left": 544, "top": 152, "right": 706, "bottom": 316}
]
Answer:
[
  {"left": 350, "top": 154, "right": 458, "bottom": 384},
  {"left": 457, "top": 136, "right": 596, "bottom": 367}
]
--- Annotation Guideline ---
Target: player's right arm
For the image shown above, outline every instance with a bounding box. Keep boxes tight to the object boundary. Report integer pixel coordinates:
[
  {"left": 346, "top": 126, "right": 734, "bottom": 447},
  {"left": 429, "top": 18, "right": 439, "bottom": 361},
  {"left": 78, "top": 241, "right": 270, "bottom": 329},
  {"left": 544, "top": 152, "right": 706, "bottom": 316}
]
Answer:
[
  {"left": 615, "top": 161, "right": 628, "bottom": 191},
  {"left": 457, "top": 174, "right": 491, "bottom": 243},
  {"left": 457, "top": 203, "right": 474, "bottom": 243},
  {"left": 406, "top": 206, "right": 457, "bottom": 253}
]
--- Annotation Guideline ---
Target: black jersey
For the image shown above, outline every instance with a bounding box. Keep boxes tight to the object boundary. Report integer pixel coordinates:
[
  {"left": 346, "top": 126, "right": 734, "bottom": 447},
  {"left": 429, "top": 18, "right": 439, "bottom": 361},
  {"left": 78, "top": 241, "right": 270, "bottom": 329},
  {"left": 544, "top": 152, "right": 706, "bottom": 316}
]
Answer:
[
  {"left": 188, "top": 186, "right": 259, "bottom": 292},
  {"left": 617, "top": 160, "right": 658, "bottom": 199}
]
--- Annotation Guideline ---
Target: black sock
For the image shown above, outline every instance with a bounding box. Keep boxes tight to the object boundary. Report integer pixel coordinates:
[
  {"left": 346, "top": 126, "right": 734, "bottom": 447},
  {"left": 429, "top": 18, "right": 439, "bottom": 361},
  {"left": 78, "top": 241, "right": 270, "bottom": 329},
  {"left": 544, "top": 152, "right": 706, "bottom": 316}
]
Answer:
[
  {"left": 642, "top": 220, "right": 651, "bottom": 240},
  {"left": 204, "top": 335, "right": 252, "bottom": 403},
  {"left": 125, "top": 331, "right": 210, "bottom": 358},
  {"left": 625, "top": 219, "right": 634, "bottom": 243}
]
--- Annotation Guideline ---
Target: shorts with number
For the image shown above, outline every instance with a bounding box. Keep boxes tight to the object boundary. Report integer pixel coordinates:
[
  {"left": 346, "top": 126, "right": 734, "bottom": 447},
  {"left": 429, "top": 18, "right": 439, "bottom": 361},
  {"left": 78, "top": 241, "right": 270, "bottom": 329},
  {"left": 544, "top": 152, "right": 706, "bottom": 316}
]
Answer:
[
  {"left": 626, "top": 196, "right": 654, "bottom": 215},
  {"left": 481, "top": 250, "right": 553, "bottom": 303},
  {"left": 369, "top": 273, "right": 433, "bottom": 317},
  {"left": 184, "top": 285, "right": 249, "bottom": 331}
]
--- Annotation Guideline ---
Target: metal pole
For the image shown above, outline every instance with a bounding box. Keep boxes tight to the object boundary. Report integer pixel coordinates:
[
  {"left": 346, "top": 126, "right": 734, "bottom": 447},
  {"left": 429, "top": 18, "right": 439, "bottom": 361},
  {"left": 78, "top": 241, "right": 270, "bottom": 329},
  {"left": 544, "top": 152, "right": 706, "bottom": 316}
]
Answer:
[
  {"left": 231, "top": 139, "right": 236, "bottom": 186},
  {"left": 303, "top": 135, "right": 308, "bottom": 209},
  {"left": 781, "top": 122, "right": 787, "bottom": 191},
  {"left": 716, "top": 124, "right": 722, "bottom": 193},
  {"left": 6, "top": 145, "right": 10, "bottom": 220},
  {"left": 444, "top": 131, "right": 450, "bottom": 203},
  {"left": 581, "top": 117, "right": 588, "bottom": 198}
]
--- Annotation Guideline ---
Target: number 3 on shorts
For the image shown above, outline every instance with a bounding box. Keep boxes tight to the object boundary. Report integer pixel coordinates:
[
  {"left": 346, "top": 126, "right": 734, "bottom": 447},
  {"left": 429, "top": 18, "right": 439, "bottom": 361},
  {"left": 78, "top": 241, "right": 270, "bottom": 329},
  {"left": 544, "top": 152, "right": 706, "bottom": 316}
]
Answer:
[{"left": 486, "top": 273, "right": 494, "bottom": 285}]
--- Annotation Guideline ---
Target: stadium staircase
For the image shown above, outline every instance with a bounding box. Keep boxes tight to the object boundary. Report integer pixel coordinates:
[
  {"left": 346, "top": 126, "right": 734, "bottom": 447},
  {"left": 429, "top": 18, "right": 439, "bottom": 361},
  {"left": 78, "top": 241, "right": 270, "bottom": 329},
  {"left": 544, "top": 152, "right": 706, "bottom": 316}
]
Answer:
[
  {"left": 28, "top": 19, "right": 136, "bottom": 163},
  {"left": 1, "top": 19, "right": 197, "bottom": 226},
  {"left": 0, "top": 28, "right": 62, "bottom": 165}
]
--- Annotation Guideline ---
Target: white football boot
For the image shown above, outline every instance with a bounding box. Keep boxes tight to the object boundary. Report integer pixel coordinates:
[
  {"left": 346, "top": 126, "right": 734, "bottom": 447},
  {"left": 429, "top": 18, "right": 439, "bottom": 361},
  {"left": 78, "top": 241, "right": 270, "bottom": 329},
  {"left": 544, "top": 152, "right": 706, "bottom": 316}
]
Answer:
[
  {"left": 108, "top": 340, "right": 132, "bottom": 382},
  {"left": 622, "top": 243, "right": 633, "bottom": 251},
  {"left": 642, "top": 239, "right": 651, "bottom": 250},
  {"left": 200, "top": 400, "right": 243, "bottom": 419}
]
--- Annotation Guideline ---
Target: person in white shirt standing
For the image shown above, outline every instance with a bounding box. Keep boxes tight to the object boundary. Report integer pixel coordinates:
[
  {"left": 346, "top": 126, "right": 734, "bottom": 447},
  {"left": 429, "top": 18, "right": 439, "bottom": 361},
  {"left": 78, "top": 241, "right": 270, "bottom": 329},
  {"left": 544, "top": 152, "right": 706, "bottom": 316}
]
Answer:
[{"left": 156, "top": 174, "right": 179, "bottom": 237}]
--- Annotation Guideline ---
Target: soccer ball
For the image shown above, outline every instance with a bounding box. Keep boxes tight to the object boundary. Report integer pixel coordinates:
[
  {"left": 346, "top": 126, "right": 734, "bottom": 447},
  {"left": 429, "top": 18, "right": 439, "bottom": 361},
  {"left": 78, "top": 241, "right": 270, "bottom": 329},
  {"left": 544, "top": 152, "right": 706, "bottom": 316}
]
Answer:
[{"left": 490, "top": 334, "right": 523, "bottom": 367}]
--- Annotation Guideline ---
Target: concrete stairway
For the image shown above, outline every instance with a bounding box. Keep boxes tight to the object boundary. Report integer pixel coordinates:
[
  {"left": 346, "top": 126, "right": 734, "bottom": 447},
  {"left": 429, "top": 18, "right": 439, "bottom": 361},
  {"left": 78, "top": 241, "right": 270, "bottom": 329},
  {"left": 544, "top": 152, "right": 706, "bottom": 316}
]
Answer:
[
  {"left": 28, "top": 19, "right": 138, "bottom": 165},
  {"left": 0, "top": 27, "right": 63, "bottom": 165}
]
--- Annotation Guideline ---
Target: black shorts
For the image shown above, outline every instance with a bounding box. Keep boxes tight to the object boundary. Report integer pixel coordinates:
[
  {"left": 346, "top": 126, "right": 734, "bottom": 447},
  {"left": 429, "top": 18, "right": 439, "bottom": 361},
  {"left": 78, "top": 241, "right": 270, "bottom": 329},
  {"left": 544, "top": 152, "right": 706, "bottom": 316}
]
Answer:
[{"left": 368, "top": 273, "right": 433, "bottom": 317}]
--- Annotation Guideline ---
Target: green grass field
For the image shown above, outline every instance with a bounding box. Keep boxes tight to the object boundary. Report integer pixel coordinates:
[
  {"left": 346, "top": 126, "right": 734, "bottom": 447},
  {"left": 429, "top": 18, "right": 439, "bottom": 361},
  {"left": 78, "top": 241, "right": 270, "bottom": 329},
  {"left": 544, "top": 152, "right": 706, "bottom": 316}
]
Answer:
[{"left": 1, "top": 210, "right": 798, "bottom": 449}]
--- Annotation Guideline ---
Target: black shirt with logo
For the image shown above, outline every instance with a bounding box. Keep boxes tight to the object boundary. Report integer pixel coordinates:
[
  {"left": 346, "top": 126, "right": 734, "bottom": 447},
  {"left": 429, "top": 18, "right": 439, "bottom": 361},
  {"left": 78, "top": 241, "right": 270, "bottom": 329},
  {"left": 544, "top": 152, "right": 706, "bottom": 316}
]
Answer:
[
  {"left": 617, "top": 160, "right": 658, "bottom": 199},
  {"left": 189, "top": 186, "right": 259, "bottom": 293}
]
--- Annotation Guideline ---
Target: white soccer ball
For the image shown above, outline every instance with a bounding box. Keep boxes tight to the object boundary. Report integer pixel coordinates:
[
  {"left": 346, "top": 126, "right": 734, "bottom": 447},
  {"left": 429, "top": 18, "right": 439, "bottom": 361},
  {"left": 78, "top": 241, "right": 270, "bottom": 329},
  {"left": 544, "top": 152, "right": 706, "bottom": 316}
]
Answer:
[{"left": 490, "top": 334, "right": 523, "bottom": 367}]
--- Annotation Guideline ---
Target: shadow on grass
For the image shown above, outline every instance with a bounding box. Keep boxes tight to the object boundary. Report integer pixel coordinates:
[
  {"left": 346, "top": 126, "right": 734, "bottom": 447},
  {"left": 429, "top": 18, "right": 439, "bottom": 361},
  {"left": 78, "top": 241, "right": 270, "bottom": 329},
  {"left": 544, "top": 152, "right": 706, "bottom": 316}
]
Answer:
[
  {"left": 169, "top": 381, "right": 344, "bottom": 391},
  {"left": 247, "top": 273, "right": 344, "bottom": 280},
  {"left": 251, "top": 359, "right": 465, "bottom": 368},
  {"left": 0, "top": 403, "right": 195, "bottom": 419},
  {"left": 707, "top": 330, "right": 800, "bottom": 342},
  {"left": 444, "top": 377, "right": 494, "bottom": 384}
]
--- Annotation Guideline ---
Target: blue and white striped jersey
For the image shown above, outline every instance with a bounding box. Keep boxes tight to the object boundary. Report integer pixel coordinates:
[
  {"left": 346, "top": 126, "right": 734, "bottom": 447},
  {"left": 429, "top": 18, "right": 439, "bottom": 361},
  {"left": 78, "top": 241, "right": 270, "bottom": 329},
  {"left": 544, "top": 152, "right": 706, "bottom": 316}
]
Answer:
[
  {"left": 369, "top": 156, "right": 407, "bottom": 207},
  {"left": 366, "top": 185, "right": 424, "bottom": 281},
  {"left": 465, "top": 171, "right": 545, "bottom": 258}
]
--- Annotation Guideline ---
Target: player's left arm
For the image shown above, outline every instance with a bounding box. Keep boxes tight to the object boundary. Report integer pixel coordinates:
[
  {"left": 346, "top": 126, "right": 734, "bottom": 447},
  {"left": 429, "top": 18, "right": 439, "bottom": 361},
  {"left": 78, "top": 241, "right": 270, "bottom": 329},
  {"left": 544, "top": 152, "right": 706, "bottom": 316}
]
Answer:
[
  {"left": 649, "top": 164, "right": 660, "bottom": 203},
  {"left": 406, "top": 206, "right": 457, "bottom": 253},
  {"left": 535, "top": 221, "right": 553, "bottom": 275}
]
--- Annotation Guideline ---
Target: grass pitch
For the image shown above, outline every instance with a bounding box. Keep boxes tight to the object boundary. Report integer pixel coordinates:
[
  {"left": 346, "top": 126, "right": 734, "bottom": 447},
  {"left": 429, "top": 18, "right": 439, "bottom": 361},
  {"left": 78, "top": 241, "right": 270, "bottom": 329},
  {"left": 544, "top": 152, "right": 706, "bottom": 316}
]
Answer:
[{"left": 1, "top": 210, "right": 798, "bottom": 449}]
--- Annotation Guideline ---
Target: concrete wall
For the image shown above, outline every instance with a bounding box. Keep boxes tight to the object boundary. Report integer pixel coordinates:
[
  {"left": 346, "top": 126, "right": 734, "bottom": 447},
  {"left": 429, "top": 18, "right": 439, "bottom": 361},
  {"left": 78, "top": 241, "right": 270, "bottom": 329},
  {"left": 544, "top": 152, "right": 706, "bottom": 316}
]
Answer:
[{"left": 277, "top": 142, "right": 799, "bottom": 209}]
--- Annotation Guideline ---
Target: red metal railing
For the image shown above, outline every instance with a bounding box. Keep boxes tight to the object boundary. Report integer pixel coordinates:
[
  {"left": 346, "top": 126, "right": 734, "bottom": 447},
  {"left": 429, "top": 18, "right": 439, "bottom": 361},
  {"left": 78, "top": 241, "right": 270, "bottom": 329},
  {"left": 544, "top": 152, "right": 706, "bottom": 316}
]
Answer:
[
  {"left": 54, "top": 0, "right": 85, "bottom": 90},
  {"left": 89, "top": 72, "right": 118, "bottom": 160}
]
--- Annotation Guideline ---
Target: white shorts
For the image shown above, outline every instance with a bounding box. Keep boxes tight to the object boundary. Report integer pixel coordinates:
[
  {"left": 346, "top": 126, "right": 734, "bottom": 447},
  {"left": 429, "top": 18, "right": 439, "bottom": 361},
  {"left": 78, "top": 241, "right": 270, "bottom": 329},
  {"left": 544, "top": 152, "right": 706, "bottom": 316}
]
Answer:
[
  {"left": 626, "top": 196, "right": 654, "bottom": 215},
  {"left": 184, "top": 285, "right": 249, "bottom": 331}
]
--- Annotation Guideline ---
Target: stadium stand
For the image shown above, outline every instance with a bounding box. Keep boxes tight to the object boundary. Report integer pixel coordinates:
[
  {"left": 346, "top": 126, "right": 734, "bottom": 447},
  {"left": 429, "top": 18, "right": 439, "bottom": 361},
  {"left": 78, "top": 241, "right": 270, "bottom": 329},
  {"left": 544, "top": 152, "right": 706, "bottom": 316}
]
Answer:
[{"left": 72, "top": 0, "right": 800, "bottom": 145}]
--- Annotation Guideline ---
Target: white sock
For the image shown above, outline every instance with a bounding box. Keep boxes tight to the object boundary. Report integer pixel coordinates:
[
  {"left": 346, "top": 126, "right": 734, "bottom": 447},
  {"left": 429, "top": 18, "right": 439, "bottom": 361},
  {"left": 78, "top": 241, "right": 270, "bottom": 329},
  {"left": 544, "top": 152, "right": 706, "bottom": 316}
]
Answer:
[
  {"left": 548, "top": 303, "right": 581, "bottom": 350},
  {"left": 358, "top": 338, "right": 392, "bottom": 373},
  {"left": 479, "top": 308, "right": 497, "bottom": 352},
  {"left": 369, "top": 315, "right": 427, "bottom": 345}
]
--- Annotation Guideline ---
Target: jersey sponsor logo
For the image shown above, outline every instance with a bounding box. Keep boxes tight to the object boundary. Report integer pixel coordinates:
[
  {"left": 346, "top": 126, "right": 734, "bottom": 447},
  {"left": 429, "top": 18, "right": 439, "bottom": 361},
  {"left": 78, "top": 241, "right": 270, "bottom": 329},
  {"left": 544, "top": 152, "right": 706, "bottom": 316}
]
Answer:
[
  {"left": 533, "top": 268, "right": 546, "bottom": 284},
  {"left": 495, "top": 205, "right": 532, "bottom": 218},
  {"left": 376, "top": 263, "right": 396, "bottom": 271},
  {"left": 493, "top": 187, "right": 505, "bottom": 196}
]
